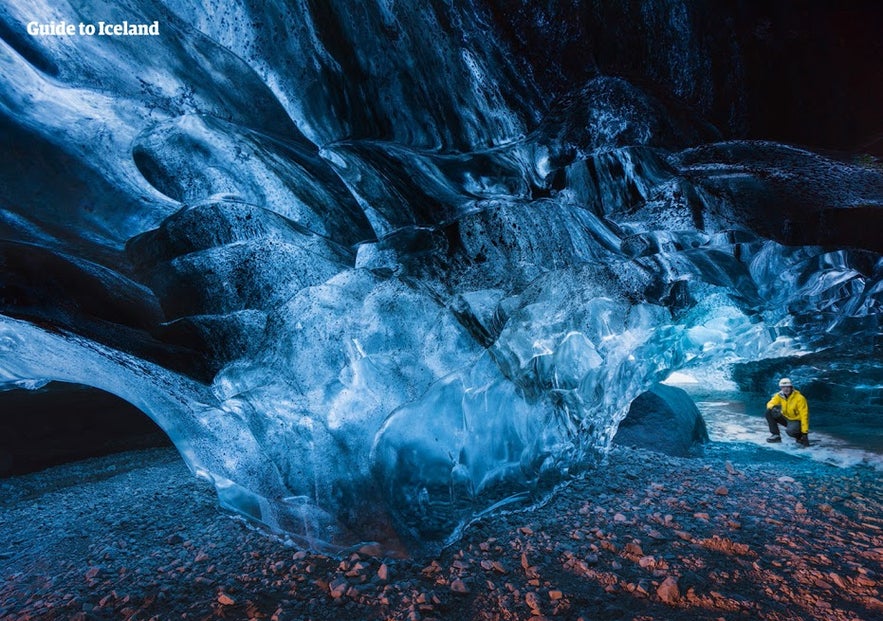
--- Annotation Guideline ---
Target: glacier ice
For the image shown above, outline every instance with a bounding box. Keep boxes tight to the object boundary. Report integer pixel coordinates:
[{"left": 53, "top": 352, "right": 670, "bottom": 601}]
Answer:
[{"left": 1, "top": 0, "right": 882, "bottom": 555}]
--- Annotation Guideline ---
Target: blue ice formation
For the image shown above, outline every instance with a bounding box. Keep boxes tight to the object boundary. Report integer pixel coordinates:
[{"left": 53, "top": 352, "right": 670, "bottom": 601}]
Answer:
[{"left": 1, "top": 1, "right": 881, "bottom": 554}]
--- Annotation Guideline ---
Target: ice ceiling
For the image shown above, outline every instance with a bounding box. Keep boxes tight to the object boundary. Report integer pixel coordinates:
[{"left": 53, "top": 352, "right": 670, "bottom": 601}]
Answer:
[{"left": 1, "top": 0, "right": 881, "bottom": 554}]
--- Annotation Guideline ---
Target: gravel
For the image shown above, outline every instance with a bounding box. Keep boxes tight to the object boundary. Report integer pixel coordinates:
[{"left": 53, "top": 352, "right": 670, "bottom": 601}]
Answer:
[{"left": 2, "top": 445, "right": 881, "bottom": 620}]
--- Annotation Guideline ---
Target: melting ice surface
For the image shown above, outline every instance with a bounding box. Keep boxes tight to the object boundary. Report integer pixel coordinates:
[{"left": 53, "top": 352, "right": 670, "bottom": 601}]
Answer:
[{"left": 1, "top": 1, "right": 882, "bottom": 554}]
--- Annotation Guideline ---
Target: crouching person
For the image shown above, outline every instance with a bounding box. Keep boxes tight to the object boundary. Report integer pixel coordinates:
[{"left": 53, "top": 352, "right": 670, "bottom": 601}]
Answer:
[{"left": 766, "top": 378, "right": 810, "bottom": 447}]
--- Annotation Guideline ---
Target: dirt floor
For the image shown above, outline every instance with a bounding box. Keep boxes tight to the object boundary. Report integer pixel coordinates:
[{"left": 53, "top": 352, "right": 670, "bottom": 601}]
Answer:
[{"left": 1, "top": 445, "right": 881, "bottom": 620}]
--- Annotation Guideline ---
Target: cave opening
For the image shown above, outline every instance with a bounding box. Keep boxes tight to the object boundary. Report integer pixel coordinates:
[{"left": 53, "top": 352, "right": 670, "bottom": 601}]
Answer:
[{"left": 0, "top": 381, "right": 173, "bottom": 477}]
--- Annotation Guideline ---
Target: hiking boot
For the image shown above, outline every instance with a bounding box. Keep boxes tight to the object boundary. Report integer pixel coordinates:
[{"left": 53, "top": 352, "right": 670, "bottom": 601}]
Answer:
[{"left": 766, "top": 434, "right": 782, "bottom": 443}]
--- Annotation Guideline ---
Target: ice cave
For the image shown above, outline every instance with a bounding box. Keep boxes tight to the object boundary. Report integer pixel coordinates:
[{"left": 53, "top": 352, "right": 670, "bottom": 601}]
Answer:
[{"left": 1, "top": 0, "right": 881, "bottom": 556}]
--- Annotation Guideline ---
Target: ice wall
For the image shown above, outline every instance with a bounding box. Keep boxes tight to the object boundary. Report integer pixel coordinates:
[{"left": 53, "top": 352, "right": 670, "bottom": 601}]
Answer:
[{"left": 1, "top": 0, "right": 881, "bottom": 554}]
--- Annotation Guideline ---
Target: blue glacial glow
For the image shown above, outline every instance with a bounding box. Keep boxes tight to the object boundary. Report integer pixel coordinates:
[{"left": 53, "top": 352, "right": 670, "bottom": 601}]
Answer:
[{"left": 1, "top": 0, "right": 881, "bottom": 554}]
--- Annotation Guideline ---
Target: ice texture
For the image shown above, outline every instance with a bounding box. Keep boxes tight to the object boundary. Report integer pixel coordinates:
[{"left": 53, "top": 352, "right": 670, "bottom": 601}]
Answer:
[{"left": 1, "top": 0, "right": 881, "bottom": 554}]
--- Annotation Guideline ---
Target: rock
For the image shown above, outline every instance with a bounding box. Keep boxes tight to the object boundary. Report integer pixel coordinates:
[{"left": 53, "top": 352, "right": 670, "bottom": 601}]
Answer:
[
  {"left": 217, "top": 593, "right": 235, "bottom": 606},
  {"left": 623, "top": 542, "right": 643, "bottom": 556},
  {"left": 656, "top": 576, "right": 680, "bottom": 603},
  {"left": 829, "top": 573, "right": 848, "bottom": 589},
  {"left": 450, "top": 579, "right": 470, "bottom": 594},
  {"left": 612, "top": 384, "right": 709, "bottom": 456},
  {"left": 525, "top": 591, "right": 541, "bottom": 611},
  {"left": 377, "top": 563, "right": 390, "bottom": 581},
  {"left": 329, "top": 578, "right": 349, "bottom": 598}
]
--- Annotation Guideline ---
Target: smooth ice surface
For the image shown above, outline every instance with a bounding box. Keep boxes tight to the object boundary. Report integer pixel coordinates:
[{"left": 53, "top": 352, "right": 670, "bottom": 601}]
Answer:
[{"left": 1, "top": 1, "right": 881, "bottom": 554}]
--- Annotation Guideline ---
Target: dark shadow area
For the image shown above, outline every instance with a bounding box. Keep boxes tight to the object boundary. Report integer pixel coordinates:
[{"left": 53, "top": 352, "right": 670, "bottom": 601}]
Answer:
[{"left": 0, "top": 382, "right": 172, "bottom": 477}]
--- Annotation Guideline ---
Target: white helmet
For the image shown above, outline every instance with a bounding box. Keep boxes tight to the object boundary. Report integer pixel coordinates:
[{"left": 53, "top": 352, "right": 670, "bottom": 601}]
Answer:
[{"left": 778, "top": 378, "right": 793, "bottom": 388}]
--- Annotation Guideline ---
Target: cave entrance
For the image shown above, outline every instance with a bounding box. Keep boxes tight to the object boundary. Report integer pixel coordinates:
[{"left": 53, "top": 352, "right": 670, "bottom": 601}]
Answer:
[{"left": 0, "top": 381, "right": 173, "bottom": 477}]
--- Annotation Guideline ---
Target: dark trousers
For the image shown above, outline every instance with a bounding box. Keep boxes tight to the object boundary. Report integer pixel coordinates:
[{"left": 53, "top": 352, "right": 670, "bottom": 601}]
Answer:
[{"left": 766, "top": 410, "right": 801, "bottom": 437}]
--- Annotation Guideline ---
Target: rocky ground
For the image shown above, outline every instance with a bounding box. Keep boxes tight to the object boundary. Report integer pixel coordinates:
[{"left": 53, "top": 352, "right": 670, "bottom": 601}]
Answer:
[{"left": 1, "top": 445, "right": 881, "bottom": 621}]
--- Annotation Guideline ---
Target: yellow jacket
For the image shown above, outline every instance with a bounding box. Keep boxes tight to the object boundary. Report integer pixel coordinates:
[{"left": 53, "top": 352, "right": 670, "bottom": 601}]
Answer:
[{"left": 767, "top": 389, "right": 809, "bottom": 433}]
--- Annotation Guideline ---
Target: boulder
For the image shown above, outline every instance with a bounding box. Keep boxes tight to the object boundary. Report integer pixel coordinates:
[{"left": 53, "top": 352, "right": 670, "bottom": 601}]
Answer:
[{"left": 613, "top": 383, "right": 709, "bottom": 456}]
